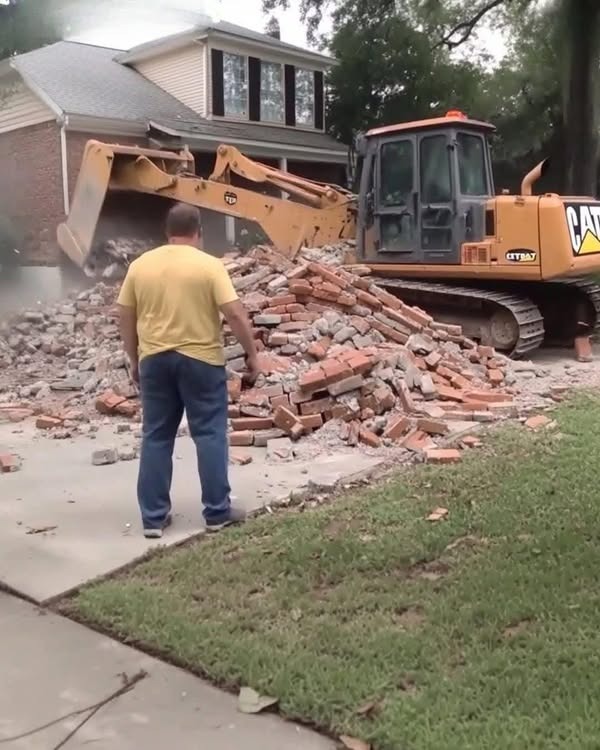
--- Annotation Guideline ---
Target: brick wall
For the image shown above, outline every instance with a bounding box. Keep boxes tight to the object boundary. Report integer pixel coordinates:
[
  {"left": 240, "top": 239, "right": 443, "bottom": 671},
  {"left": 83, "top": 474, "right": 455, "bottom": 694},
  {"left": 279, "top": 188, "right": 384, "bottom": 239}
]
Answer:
[{"left": 0, "top": 121, "right": 63, "bottom": 265}]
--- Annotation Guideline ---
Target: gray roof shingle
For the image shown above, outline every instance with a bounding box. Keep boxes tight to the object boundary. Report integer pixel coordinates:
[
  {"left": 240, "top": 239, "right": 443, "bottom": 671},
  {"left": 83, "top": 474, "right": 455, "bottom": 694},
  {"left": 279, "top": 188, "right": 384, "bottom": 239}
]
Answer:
[
  {"left": 13, "top": 41, "right": 197, "bottom": 122},
  {"left": 10, "top": 41, "right": 344, "bottom": 154}
]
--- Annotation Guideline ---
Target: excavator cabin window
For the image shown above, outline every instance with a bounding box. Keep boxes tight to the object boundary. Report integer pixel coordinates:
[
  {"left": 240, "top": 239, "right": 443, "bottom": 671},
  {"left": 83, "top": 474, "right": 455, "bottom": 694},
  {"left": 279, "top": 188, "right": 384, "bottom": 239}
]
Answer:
[{"left": 456, "top": 133, "right": 489, "bottom": 196}]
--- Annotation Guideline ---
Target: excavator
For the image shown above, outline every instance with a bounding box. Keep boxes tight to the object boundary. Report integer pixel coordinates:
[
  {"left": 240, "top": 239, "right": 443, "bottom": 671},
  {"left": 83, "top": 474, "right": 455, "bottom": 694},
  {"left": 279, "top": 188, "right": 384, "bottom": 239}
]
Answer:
[{"left": 57, "top": 110, "right": 600, "bottom": 357}]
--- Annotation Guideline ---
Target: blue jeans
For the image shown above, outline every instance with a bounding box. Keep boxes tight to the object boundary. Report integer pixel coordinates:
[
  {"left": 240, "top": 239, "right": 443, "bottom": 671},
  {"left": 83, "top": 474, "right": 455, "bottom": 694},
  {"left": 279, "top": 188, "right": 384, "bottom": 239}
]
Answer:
[{"left": 137, "top": 351, "right": 231, "bottom": 529}]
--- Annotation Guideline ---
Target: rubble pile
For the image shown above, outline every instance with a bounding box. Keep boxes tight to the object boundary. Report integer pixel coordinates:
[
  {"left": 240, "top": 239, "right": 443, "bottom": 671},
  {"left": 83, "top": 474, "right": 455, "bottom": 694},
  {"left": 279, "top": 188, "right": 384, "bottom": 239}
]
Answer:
[
  {"left": 0, "top": 241, "right": 522, "bottom": 460},
  {"left": 220, "top": 243, "right": 517, "bottom": 459}
]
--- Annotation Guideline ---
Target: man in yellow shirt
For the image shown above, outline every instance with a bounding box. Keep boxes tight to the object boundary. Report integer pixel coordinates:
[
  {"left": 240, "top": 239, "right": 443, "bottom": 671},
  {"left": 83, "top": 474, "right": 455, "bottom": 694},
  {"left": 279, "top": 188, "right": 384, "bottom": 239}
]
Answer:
[{"left": 117, "top": 203, "right": 259, "bottom": 538}]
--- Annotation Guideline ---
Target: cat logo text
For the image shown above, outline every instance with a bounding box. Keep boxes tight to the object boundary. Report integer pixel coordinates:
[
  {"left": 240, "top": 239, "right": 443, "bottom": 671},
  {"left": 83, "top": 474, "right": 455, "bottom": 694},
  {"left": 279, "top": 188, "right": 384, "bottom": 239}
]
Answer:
[{"left": 565, "top": 203, "right": 600, "bottom": 256}]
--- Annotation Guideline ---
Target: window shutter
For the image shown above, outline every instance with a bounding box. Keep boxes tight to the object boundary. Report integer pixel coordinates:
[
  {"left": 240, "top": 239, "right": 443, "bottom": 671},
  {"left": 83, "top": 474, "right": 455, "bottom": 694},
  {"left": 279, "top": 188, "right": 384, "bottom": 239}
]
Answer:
[
  {"left": 314, "top": 71, "right": 324, "bottom": 130},
  {"left": 211, "top": 49, "right": 224, "bottom": 116},
  {"left": 248, "top": 56, "right": 261, "bottom": 122},
  {"left": 284, "top": 64, "right": 296, "bottom": 127}
]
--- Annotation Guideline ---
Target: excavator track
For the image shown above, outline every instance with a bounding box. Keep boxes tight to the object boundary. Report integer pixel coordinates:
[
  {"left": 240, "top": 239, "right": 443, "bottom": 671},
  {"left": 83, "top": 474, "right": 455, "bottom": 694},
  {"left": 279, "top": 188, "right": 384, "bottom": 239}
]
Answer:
[
  {"left": 371, "top": 277, "right": 600, "bottom": 358},
  {"left": 372, "top": 278, "right": 545, "bottom": 358}
]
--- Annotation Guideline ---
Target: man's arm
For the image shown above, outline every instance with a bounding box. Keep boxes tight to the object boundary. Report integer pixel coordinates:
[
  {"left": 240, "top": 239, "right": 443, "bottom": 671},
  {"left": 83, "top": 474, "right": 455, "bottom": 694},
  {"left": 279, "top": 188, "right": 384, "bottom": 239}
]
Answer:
[
  {"left": 118, "top": 304, "right": 139, "bottom": 381},
  {"left": 116, "top": 270, "right": 139, "bottom": 383},
  {"left": 221, "top": 300, "right": 259, "bottom": 382}
]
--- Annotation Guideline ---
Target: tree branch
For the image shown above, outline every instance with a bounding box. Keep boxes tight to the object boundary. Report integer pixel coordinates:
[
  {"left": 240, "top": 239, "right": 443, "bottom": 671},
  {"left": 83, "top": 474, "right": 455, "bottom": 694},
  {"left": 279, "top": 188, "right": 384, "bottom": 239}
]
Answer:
[{"left": 434, "top": 0, "right": 509, "bottom": 50}]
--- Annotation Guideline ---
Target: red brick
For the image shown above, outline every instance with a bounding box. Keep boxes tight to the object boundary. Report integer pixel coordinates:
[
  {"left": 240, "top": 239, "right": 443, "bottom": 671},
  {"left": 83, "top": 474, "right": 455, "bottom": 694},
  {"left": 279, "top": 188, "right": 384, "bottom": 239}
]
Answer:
[
  {"left": 2, "top": 408, "right": 34, "bottom": 423},
  {"left": 575, "top": 335, "right": 593, "bottom": 362},
  {"left": 356, "top": 289, "right": 382, "bottom": 309},
  {"left": 229, "top": 431, "right": 254, "bottom": 446},
  {"left": 321, "top": 359, "right": 353, "bottom": 385},
  {"left": 400, "top": 305, "right": 434, "bottom": 327},
  {"left": 262, "top": 384, "right": 285, "bottom": 398},
  {"left": 382, "top": 306, "right": 422, "bottom": 332},
  {"left": 331, "top": 404, "right": 354, "bottom": 421},
  {"left": 373, "top": 385, "right": 396, "bottom": 414},
  {"left": 328, "top": 374, "right": 364, "bottom": 396},
  {"left": 347, "top": 353, "right": 374, "bottom": 375},
  {"left": 369, "top": 285, "right": 403, "bottom": 310},
  {"left": 359, "top": 427, "right": 381, "bottom": 448},
  {"left": 115, "top": 400, "right": 139, "bottom": 418},
  {"left": 306, "top": 301, "right": 331, "bottom": 314},
  {"left": 279, "top": 321, "right": 309, "bottom": 332},
  {"left": 291, "top": 312, "right": 318, "bottom": 322},
  {"left": 370, "top": 318, "right": 410, "bottom": 344},
  {"left": 300, "top": 396, "right": 334, "bottom": 416},
  {"left": 271, "top": 394, "right": 292, "bottom": 411},
  {"left": 36, "top": 415, "right": 64, "bottom": 430},
  {"left": 95, "top": 391, "right": 127, "bottom": 415},
  {"left": 402, "top": 429, "right": 431, "bottom": 452},
  {"left": 308, "top": 262, "right": 348, "bottom": 288},
  {"left": 307, "top": 342, "right": 328, "bottom": 360},
  {"left": 336, "top": 292, "right": 357, "bottom": 307},
  {"left": 273, "top": 406, "right": 305, "bottom": 437},
  {"left": 461, "top": 435, "right": 482, "bottom": 448},
  {"left": 286, "top": 303, "right": 305, "bottom": 313},
  {"left": 227, "top": 376, "right": 242, "bottom": 403},
  {"left": 269, "top": 332, "right": 289, "bottom": 346},
  {"left": 286, "top": 264, "right": 309, "bottom": 280},
  {"left": 487, "top": 369, "right": 504, "bottom": 385},
  {"left": 228, "top": 405, "right": 241, "bottom": 418},
  {"left": 425, "top": 351, "right": 443, "bottom": 369},
  {"left": 478, "top": 345, "right": 495, "bottom": 359},
  {"left": 230, "top": 452, "right": 253, "bottom": 466},
  {"left": 525, "top": 415, "right": 552, "bottom": 430},
  {"left": 270, "top": 294, "right": 297, "bottom": 307},
  {"left": 394, "top": 381, "right": 416, "bottom": 412},
  {"left": 288, "top": 280, "right": 313, "bottom": 296},
  {"left": 417, "top": 417, "right": 450, "bottom": 436},
  {"left": 0, "top": 453, "right": 20, "bottom": 473},
  {"left": 299, "top": 414, "right": 324, "bottom": 431},
  {"left": 424, "top": 448, "right": 462, "bottom": 464},
  {"left": 290, "top": 390, "right": 316, "bottom": 404},
  {"left": 437, "top": 385, "right": 465, "bottom": 402},
  {"left": 450, "top": 373, "right": 471, "bottom": 390},
  {"left": 350, "top": 316, "right": 371, "bottom": 335},
  {"left": 383, "top": 415, "right": 411, "bottom": 440},
  {"left": 231, "top": 417, "right": 274, "bottom": 431},
  {"left": 464, "top": 390, "right": 513, "bottom": 403},
  {"left": 299, "top": 368, "right": 328, "bottom": 392},
  {"left": 263, "top": 305, "right": 288, "bottom": 314},
  {"left": 257, "top": 352, "right": 290, "bottom": 375},
  {"left": 312, "top": 285, "right": 340, "bottom": 302}
]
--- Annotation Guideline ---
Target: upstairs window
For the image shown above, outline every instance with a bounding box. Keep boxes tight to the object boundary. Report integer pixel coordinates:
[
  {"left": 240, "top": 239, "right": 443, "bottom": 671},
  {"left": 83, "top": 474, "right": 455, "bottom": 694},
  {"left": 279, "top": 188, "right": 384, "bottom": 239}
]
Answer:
[
  {"left": 261, "top": 61, "right": 284, "bottom": 123},
  {"left": 223, "top": 52, "right": 247, "bottom": 117},
  {"left": 295, "top": 68, "right": 314, "bottom": 127}
]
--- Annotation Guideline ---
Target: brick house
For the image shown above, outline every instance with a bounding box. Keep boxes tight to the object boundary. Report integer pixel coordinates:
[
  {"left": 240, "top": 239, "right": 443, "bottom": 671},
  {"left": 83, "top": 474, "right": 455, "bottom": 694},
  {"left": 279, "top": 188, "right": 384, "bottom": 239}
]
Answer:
[{"left": 0, "top": 21, "right": 347, "bottom": 265}]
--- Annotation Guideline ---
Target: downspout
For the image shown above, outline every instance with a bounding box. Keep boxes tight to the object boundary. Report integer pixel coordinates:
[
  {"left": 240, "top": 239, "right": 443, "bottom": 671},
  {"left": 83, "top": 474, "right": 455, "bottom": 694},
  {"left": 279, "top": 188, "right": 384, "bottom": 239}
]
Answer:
[{"left": 60, "top": 116, "right": 70, "bottom": 216}]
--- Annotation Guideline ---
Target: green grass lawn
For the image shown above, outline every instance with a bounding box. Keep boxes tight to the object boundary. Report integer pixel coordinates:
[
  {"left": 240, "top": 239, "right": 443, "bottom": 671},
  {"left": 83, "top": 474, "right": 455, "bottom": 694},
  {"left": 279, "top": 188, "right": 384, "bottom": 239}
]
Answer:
[{"left": 64, "top": 394, "right": 600, "bottom": 750}]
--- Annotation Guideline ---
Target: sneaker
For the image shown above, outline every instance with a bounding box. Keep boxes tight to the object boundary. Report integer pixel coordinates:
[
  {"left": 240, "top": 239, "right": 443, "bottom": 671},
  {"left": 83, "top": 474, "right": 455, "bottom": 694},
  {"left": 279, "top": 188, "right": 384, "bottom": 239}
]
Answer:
[
  {"left": 143, "top": 513, "right": 172, "bottom": 539},
  {"left": 206, "top": 505, "right": 247, "bottom": 533}
]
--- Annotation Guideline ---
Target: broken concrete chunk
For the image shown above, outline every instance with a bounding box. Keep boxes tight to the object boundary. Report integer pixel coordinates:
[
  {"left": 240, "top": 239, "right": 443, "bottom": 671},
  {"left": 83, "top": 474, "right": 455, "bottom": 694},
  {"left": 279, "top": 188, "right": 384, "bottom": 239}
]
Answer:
[{"left": 92, "top": 448, "right": 119, "bottom": 466}]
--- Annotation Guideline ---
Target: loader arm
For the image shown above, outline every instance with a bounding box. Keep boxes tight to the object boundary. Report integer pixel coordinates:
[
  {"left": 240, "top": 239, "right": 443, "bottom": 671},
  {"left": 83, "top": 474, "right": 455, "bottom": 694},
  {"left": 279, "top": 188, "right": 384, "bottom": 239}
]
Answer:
[{"left": 57, "top": 140, "right": 356, "bottom": 271}]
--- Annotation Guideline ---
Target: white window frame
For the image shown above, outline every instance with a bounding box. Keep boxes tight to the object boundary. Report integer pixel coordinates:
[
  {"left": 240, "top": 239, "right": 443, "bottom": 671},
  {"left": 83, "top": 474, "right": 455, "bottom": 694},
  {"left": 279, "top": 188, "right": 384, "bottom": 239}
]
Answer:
[
  {"left": 222, "top": 51, "right": 249, "bottom": 120},
  {"left": 259, "top": 60, "right": 285, "bottom": 124}
]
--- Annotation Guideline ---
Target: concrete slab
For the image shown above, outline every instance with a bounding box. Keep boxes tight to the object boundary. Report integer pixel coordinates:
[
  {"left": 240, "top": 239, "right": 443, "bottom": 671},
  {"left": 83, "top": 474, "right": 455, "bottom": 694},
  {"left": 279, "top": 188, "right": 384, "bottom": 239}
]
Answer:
[
  {"left": 0, "top": 592, "right": 334, "bottom": 749},
  {"left": 0, "top": 423, "right": 382, "bottom": 602}
]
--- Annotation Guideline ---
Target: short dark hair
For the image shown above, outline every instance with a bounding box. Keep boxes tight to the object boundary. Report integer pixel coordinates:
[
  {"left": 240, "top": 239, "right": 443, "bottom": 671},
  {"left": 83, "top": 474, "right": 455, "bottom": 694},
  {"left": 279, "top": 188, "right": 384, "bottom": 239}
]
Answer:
[{"left": 166, "top": 202, "right": 201, "bottom": 238}]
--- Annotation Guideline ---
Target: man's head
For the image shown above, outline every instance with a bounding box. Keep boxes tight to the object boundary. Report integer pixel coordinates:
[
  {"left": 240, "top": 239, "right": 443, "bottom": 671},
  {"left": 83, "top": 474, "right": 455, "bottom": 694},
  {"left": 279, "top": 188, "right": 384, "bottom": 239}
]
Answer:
[{"left": 166, "top": 203, "right": 201, "bottom": 246}]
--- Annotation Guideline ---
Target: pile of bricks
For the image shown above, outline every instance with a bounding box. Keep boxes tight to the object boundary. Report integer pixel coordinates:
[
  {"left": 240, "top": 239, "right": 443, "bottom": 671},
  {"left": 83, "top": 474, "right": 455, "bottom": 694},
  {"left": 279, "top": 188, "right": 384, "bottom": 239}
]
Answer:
[{"left": 221, "top": 245, "right": 516, "bottom": 460}]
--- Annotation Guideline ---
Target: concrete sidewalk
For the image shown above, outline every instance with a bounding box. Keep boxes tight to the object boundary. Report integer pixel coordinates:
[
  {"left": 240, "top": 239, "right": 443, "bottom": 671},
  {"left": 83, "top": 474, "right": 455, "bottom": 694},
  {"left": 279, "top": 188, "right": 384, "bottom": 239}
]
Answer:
[
  {"left": 0, "top": 422, "right": 382, "bottom": 602},
  {"left": 0, "top": 592, "right": 334, "bottom": 749}
]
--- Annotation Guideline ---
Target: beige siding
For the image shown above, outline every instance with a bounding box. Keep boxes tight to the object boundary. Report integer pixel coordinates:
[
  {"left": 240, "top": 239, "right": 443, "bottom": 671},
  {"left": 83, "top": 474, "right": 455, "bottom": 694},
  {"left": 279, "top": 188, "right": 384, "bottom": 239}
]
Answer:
[
  {"left": 0, "top": 79, "right": 54, "bottom": 135},
  {"left": 136, "top": 43, "right": 206, "bottom": 116}
]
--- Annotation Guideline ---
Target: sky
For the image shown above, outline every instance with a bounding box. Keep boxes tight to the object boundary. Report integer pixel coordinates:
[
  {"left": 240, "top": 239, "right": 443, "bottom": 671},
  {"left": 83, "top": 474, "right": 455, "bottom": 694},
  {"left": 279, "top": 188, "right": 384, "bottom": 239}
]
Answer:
[{"left": 72, "top": 0, "right": 319, "bottom": 50}]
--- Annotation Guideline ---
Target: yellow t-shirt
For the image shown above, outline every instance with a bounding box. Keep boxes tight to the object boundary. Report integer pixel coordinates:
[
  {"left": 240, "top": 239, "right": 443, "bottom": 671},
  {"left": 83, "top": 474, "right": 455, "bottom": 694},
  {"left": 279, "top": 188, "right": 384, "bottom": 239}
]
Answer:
[{"left": 117, "top": 244, "right": 238, "bottom": 366}]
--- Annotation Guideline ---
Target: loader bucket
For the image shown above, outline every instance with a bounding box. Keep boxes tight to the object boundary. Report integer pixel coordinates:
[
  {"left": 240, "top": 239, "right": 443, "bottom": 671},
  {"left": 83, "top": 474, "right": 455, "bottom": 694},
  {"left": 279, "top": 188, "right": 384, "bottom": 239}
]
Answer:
[{"left": 57, "top": 140, "right": 194, "bottom": 275}]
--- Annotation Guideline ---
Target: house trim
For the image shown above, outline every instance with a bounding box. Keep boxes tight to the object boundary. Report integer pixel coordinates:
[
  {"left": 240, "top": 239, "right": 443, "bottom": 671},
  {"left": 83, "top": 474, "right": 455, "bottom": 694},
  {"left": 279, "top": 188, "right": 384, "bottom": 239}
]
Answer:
[
  {"left": 148, "top": 120, "right": 347, "bottom": 163},
  {"left": 118, "top": 27, "right": 334, "bottom": 69}
]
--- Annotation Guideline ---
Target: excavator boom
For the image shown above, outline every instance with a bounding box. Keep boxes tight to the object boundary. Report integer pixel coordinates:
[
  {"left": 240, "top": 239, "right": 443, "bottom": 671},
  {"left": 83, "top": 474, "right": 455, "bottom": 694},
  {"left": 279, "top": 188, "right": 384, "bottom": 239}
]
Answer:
[{"left": 57, "top": 140, "right": 356, "bottom": 273}]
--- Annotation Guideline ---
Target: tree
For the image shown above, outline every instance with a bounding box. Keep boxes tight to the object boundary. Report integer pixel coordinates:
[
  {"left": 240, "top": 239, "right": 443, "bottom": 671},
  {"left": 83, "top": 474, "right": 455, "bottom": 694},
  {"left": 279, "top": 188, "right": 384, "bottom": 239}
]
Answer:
[
  {"left": 326, "top": 0, "right": 493, "bottom": 145},
  {"left": 0, "top": 0, "right": 62, "bottom": 58}
]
